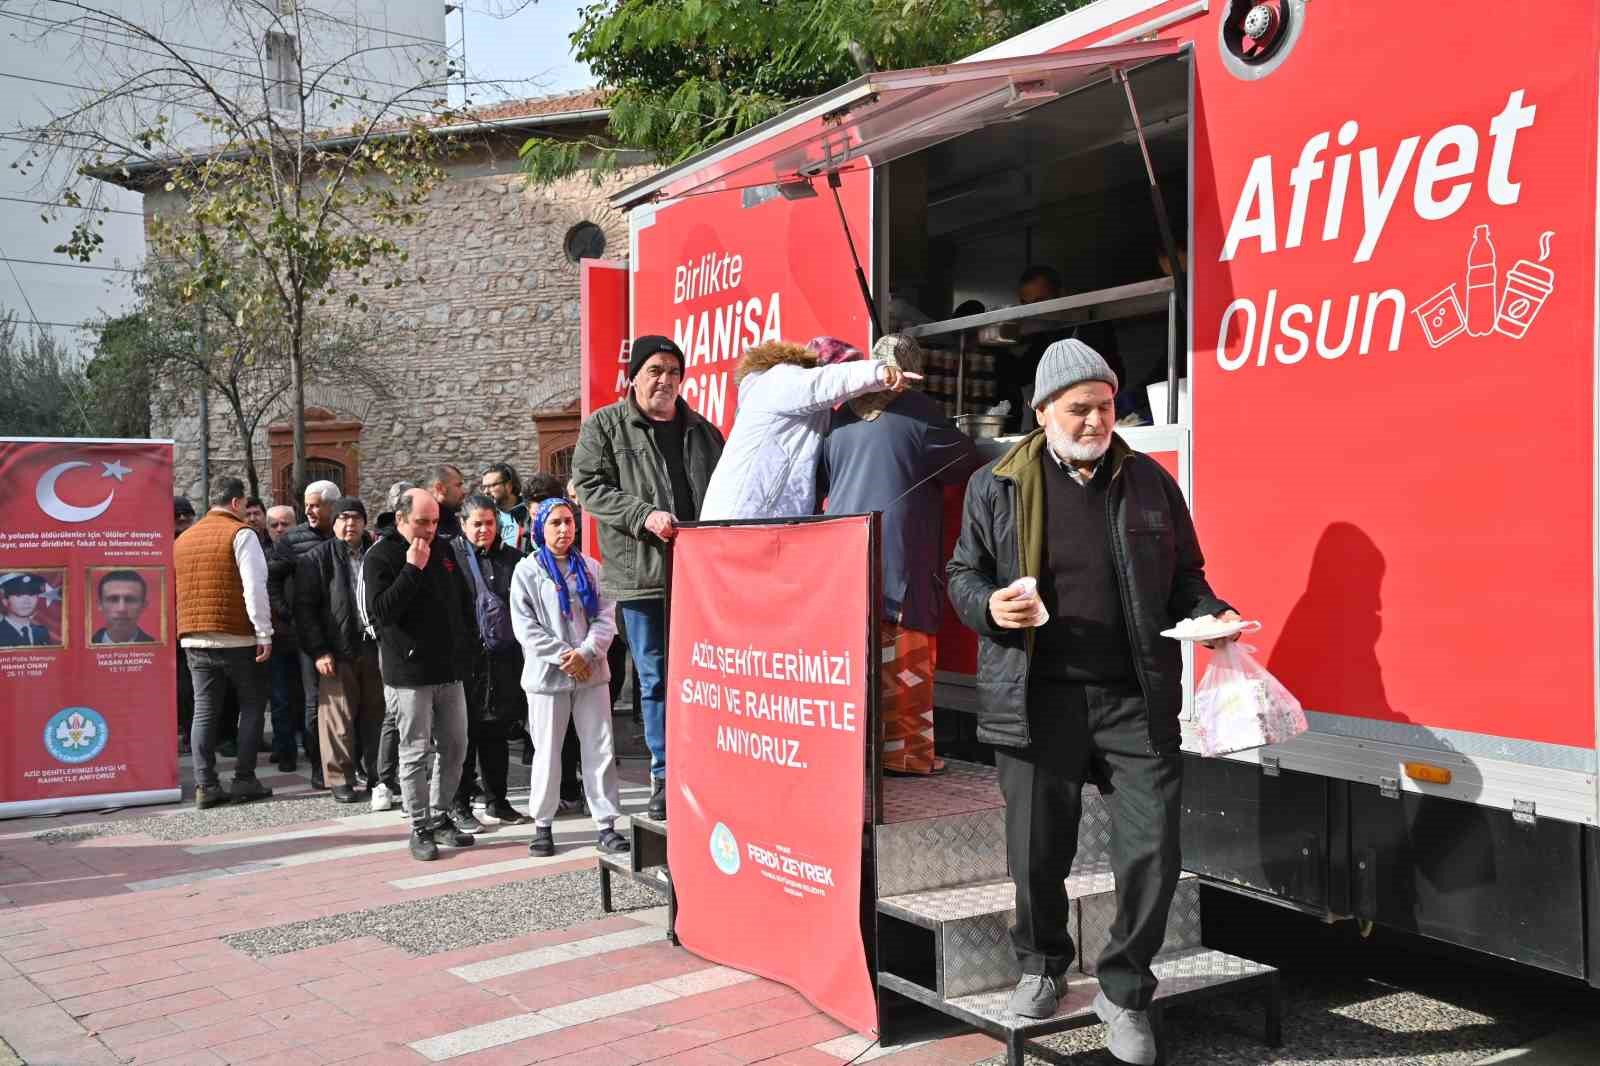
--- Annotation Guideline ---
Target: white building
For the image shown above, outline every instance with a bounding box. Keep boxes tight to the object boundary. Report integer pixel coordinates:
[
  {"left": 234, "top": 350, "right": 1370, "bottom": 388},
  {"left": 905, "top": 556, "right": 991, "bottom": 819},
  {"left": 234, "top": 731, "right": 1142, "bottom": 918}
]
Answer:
[{"left": 0, "top": 0, "right": 448, "bottom": 353}]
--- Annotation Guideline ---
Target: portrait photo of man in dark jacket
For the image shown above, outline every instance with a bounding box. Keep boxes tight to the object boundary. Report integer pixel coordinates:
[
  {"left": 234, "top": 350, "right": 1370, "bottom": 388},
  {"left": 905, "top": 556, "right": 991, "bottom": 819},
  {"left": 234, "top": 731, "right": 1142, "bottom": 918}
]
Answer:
[{"left": 947, "top": 339, "right": 1241, "bottom": 1064}]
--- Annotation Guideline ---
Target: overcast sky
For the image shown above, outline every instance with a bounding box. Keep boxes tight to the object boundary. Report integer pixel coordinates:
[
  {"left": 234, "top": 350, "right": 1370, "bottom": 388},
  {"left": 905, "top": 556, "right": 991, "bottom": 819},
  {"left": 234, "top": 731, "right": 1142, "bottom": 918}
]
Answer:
[{"left": 461, "top": 0, "right": 595, "bottom": 102}]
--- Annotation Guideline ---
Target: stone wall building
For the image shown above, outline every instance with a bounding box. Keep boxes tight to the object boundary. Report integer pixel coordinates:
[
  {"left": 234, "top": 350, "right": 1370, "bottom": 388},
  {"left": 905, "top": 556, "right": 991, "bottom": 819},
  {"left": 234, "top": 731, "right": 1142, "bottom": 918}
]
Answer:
[{"left": 127, "top": 91, "right": 647, "bottom": 513}]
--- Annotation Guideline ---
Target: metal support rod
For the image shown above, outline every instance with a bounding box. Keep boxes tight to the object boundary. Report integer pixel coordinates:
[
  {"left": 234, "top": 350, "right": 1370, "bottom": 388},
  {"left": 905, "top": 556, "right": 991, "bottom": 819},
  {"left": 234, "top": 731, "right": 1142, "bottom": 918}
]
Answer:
[
  {"left": 1117, "top": 67, "right": 1187, "bottom": 325},
  {"left": 1167, "top": 291, "right": 1178, "bottom": 425},
  {"left": 827, "top": 170, "right": 885, "bottom": 339}
]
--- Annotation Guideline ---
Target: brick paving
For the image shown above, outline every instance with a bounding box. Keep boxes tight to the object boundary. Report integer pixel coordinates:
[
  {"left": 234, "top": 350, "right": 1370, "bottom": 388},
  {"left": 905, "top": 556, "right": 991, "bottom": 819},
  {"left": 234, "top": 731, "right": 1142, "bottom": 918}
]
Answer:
[{"left": 0, "top": 763, "right": 1001, "bottom": 1066}]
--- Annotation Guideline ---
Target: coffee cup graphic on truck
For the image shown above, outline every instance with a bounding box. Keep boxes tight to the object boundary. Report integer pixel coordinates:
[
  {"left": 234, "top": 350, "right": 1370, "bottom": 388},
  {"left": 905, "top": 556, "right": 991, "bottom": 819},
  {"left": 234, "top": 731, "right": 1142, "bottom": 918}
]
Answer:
[{"left": 1414, "top": 226, "right": 1555, "bottom": 348}]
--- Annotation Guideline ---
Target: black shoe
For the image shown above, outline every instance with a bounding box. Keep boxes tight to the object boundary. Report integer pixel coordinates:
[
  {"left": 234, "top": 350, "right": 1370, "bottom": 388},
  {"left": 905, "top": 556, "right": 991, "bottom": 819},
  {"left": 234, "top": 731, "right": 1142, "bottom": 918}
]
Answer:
[
  {"left": 528, "top": 826, "right": 555, "bottom": 857},
  {"left": 195, "top": 784, "right": 231, "bottom": 810},
  {"left": 409, "top": 828, "right": 439, "bottom": 862},
  {"left": 449, "top": 805, "right": 484, "bottom": 834},
  {"left": 432, "top": 819, "right": 476, "bottom": 848},
  {"left": 230, "top": 778, "right": 273, "bottom": 802},
  {"left": 276, "top": 754, "right": 297, "bottom": 773},
  {"left": 489, "top": 801, "right": 531, "bottom": 825},
  {"left": 331, "top": 785, "right": 358, "bottom": 804},
  {"left": 647, "top": 777, "right": 667, "bottom": 820},
  {"left": 597, "top": 828, "right": 630, "bottom": 854},
  {"left": 310, "top": 772, "right": 326, "bottom": 790}
]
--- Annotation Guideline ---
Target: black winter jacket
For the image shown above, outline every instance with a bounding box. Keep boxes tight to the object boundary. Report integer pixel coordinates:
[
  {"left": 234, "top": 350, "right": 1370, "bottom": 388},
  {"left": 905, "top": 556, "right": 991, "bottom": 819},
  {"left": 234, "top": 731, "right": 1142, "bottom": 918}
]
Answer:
[
  {"left": 450, "top": 536, "right": 527, "bottom": 725},
  {"left": 268, "top": 523, "right": 332, "bottom": 651},
  {"left": 361, "top": 531, "right": 475, "bottom": 687},
  {"left": 947, "top": 432, "right": 1231, "bottom": 754},
  {"left": 293, "top": 536, "right": 375, "bottom": 663}
]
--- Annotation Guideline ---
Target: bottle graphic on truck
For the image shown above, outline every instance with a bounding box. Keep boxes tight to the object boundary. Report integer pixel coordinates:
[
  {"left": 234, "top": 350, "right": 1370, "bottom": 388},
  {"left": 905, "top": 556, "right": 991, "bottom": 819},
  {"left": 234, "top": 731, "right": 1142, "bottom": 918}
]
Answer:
[
  {"left": 1414, "top": 226, "right": 1555, "bottom": 347},
  {"left": 1465, "top": 224, "right": 1497, "bottom": 337}
]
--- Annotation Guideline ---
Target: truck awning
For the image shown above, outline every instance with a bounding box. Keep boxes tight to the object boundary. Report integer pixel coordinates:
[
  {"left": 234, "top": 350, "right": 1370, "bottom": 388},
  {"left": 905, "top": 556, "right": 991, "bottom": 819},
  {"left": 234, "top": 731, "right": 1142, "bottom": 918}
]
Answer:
[{"left": 610, "top": 38, "right": 1181, "bottom": 208}]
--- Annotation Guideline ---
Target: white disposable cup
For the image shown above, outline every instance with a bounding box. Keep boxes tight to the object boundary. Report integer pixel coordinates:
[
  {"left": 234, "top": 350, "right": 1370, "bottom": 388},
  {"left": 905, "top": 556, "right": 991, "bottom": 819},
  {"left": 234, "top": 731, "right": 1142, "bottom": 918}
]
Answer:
[{"left": 1009, "top": 577, "right": 1049, "bottom": 626}]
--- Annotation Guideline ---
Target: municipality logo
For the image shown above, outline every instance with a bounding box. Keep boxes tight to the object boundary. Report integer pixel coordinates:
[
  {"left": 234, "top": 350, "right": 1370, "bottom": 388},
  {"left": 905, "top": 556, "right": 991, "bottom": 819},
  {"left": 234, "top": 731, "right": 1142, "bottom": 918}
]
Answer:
[
  {"left": 709, "top": 822, "right": 740, "bottom": 876},
  {"left": 45, "top": 707, "right": 108, "bottom": 764}
]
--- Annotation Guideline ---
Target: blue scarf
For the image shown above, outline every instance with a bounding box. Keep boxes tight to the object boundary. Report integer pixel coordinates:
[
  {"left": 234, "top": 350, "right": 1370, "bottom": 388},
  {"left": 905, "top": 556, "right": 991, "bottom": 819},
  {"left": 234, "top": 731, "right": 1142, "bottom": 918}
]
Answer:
[{"left": 532, "top": 498, "right": 599, "bottom": 621}]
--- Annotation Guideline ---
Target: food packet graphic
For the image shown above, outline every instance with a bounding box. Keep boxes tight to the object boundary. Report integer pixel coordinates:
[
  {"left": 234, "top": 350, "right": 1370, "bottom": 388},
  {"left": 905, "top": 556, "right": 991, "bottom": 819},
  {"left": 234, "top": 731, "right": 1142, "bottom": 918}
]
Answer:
[
  {"left": 1414, "top": 284, "right": 1466, "bottom": 348},
  {"left": 1495, "top": 231, "right": 1556, "bottom": 341}
]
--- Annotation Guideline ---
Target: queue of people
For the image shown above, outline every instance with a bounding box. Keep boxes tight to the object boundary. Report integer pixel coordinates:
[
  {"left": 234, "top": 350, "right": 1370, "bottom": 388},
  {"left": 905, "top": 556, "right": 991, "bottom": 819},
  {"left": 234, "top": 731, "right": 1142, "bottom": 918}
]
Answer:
[{"left": 172, "top": 456, "right": 633, "bottom": 862}]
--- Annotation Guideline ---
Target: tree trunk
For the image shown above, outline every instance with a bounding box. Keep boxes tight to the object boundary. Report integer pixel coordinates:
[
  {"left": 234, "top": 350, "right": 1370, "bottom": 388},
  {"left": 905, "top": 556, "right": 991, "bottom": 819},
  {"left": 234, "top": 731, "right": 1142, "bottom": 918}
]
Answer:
[
  {"left": 290, "top": 315, "right": 307, "bottom": 500},
  {"left": 225, "top": 392, "right": 259, "bottom": 500}
]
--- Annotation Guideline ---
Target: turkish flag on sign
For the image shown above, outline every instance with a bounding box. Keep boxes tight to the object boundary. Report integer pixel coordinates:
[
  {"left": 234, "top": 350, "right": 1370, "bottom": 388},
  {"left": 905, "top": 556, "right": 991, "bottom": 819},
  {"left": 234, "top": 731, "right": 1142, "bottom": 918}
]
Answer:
[
  {"left": 0, "top": 438, "right": 178, "bottom": 817},
  {"left": 665, "top": 516, "right": 876, "bottom": 1034}
]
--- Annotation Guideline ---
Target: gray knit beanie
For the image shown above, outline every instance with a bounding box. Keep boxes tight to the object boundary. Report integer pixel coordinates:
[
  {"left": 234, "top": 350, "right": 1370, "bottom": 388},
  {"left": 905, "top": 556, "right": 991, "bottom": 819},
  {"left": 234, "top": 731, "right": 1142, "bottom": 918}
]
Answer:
[{"left": 1032, "top": 338, "right": 1118, "bottom": 407}]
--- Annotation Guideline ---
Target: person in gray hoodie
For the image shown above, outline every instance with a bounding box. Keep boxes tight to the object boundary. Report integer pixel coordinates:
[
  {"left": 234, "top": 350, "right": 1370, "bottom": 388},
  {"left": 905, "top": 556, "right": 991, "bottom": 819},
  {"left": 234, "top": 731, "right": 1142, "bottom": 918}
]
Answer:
[{"left": 509, "top": 496, "right": 628, "bottom": 858}]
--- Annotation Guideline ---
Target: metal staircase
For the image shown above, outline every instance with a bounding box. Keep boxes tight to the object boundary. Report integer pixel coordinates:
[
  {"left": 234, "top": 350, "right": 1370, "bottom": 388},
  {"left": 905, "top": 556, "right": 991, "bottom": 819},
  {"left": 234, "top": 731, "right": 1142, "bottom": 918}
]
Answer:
[{"left": 874, "top": 761, "right": 1282, "bottom": 1064}]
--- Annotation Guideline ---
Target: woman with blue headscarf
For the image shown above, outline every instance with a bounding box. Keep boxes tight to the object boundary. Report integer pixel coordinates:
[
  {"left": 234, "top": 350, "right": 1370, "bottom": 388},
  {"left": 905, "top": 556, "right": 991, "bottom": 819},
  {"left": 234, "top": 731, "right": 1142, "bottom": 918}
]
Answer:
[{"left": 509, "top": 497, "right": 627, "bottom": 857}]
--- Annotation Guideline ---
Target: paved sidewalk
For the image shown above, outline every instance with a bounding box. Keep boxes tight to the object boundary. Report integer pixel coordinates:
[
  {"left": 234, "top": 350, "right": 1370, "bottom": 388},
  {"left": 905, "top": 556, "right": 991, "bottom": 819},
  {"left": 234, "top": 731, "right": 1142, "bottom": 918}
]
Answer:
[{"left": 0, "top": 755, "right": 1001, "bottom": 1066}]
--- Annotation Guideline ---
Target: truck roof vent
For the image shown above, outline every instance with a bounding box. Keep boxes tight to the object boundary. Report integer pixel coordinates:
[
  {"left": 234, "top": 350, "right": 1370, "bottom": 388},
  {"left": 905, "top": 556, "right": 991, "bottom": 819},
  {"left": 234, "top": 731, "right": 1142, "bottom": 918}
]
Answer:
[{"left": 1220, "top": 0, "right": 1306, "bottom": 81}]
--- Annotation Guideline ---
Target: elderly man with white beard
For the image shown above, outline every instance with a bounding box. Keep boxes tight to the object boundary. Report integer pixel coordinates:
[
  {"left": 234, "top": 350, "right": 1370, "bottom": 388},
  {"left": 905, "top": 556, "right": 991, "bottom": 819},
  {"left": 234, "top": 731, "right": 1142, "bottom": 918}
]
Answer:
[{"left": 946, "top": 339, "right": 1242, "bottom": 1065}]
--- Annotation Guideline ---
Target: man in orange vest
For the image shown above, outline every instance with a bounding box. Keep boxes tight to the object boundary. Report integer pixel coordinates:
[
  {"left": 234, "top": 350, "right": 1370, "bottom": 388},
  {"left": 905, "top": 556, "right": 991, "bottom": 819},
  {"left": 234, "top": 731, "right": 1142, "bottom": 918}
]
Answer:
[{"left": 174, "top": 475, "right": 275, "bottom": 810}]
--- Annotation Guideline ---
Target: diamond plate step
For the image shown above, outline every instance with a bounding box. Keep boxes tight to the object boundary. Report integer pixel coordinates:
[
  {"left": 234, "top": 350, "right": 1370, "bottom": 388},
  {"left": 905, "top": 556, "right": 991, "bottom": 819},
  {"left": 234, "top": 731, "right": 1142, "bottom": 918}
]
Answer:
[
  {"left": 903, "top": 943, "right": 1276, "bottom": 1025},
  {"left": 874, "top": 761, "right": 1114, "bottom": 898},
  {"left": 878, "top": 864, "right": 1199, "bottom": 997}
]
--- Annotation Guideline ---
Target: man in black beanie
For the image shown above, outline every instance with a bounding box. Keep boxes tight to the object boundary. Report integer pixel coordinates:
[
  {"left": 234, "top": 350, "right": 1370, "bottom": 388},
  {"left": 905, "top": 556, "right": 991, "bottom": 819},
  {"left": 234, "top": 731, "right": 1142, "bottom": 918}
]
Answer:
[{"left": 571, "top": 334, "right": 724, "bottom": 820}]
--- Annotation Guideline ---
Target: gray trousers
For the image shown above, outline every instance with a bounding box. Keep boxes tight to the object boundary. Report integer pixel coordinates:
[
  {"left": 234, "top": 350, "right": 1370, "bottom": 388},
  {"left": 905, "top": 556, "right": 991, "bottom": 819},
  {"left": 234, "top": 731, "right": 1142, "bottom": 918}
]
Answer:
[
  {"left": 391, "top": 682, "right": 468, "bottom": 830},
  {"left": 188, "top": 646, "right": 267, "bottom": 790},
  {"left": 526, "top": 686, "right": 620, "bottom": 829}
]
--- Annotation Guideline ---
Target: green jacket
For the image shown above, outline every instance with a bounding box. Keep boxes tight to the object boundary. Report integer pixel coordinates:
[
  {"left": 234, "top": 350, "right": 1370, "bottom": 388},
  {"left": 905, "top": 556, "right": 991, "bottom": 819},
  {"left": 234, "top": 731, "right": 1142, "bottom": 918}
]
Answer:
[{"left": 571, "top": 395, "right": 725, "bottom": 602}]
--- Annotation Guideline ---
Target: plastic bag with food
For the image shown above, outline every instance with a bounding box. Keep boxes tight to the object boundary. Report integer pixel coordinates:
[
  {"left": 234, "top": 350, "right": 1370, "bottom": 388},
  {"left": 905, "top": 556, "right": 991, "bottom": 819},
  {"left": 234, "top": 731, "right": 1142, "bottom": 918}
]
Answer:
[{"left": 1192, "top": 641, "right": 1308, "bottom": 757}]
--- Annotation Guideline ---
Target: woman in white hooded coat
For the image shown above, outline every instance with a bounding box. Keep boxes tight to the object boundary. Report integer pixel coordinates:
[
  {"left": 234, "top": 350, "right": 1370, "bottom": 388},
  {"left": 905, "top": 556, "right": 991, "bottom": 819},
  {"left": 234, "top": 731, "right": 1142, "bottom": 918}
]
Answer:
[
  {"left": 509, "top": 497, "right": 628, "bottom": 858},
  {"left": 698, "top": 338, "right": 910, "bottom": 521}
]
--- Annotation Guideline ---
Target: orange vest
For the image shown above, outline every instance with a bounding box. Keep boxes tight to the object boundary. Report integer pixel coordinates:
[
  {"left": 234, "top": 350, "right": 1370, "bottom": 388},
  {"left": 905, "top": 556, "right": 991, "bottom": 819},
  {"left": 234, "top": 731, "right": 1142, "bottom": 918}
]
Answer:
[{"left": 175, "top": 510, "right": 254, "bottom": 638}]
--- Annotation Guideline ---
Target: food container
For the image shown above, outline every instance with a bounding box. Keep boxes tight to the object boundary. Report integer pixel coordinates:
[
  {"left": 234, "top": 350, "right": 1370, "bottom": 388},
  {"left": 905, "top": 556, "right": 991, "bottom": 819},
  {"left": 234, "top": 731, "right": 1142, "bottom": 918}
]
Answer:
[{"left": 956, "top": 413, "right": 1007, "bottom": 439}]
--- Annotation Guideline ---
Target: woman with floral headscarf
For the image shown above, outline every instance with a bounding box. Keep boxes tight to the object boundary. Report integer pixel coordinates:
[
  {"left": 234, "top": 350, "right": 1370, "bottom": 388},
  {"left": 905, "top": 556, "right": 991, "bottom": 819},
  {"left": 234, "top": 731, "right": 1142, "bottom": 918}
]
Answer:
[
  {"left": 508, "top": 497, "right": 628, "bottom": 857},
  {"left": 697, "top": 336, "right": 912, "bottom": 520}
]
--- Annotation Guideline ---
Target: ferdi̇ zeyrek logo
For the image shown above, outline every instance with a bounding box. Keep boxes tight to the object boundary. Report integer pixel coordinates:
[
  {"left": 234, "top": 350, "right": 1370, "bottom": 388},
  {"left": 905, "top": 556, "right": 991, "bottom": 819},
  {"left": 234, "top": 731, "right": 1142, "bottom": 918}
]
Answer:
[
  {"left": 45, "top": 707, "right": 109, "bottom": 764},
  {"left": 709, "top": 822, "right": 741, "bottom": 876}
]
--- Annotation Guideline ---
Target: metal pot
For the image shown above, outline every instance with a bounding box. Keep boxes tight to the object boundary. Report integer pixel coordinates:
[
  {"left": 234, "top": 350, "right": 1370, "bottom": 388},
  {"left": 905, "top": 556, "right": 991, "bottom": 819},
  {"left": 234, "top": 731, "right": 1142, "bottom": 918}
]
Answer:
[{"left": 955, "top": 413, "right": 1007, "bottom": 439}]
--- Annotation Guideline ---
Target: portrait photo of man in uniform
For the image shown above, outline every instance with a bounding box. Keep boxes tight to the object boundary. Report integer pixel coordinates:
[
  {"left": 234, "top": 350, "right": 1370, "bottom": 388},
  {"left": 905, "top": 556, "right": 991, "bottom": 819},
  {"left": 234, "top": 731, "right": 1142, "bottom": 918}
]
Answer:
[
  {"left": 0, "top": 571, "right": 66, "bottom": 649},
  {"left": 88, "top": 568, "right": 164, "bottom": 646}
]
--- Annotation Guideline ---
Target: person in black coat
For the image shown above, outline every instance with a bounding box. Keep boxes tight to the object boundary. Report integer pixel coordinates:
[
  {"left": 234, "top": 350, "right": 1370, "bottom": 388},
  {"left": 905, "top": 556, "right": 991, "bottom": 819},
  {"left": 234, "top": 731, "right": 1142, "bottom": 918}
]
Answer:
[
  {"left": 449, "top": 495, "right": 532, "bottom": 826},
  {"left": 293, "top": 498, "right": 383, "bottom": 803},
  {"left": 268, "top": 479, "right": 340, "bottom": 786}
]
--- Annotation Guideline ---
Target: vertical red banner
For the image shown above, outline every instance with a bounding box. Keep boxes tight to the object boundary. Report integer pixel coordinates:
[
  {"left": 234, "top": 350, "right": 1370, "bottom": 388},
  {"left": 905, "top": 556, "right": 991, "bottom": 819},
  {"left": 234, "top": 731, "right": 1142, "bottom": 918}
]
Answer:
[
  {"left": 580, "top": 258, "right": 631, "bottom": 557},
  {"left": 666, "top": 517, "right": 876, "bottom": 1034},
  {"left": 0, "top": 439, "right": 180, "bottom": 817}
]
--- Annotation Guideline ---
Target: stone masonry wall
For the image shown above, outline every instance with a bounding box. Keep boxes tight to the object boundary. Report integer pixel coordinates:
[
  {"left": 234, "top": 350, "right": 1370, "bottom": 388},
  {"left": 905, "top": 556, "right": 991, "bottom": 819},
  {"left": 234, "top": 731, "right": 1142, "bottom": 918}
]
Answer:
[{"left": 153, "top": 150, "right": 646, "bottom": 516}]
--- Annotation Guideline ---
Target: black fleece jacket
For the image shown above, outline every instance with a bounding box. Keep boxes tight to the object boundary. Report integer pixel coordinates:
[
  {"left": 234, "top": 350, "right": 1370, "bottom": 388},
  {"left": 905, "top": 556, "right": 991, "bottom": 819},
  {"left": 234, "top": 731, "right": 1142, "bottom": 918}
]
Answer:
[{"left": 361, "top": 531, "right": 474, "bottom": 687}]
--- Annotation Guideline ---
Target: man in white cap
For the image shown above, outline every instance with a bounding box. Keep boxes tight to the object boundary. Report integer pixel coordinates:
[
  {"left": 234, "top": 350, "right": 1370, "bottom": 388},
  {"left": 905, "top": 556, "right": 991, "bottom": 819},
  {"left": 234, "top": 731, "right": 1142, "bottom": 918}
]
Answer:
[{"left": 947, "top": 339, "right": 1241, "bottom": 1064}]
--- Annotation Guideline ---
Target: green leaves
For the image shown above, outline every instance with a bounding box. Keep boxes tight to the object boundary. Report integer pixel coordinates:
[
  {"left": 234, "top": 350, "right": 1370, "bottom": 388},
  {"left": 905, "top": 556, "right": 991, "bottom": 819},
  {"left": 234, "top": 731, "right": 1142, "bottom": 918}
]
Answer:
[{"left": 525, "top": 0, "right": 1086, "bottom": 187}]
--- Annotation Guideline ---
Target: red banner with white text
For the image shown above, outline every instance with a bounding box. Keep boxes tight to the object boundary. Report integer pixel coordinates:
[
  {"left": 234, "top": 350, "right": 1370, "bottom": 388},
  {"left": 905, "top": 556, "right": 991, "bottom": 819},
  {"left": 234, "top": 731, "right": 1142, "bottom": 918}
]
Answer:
[
  {"left": 0, "top": 439, "right": 180, "bottom": 817},
  {"left": 666, "top": 517, "right": 876, "bottom": 1034}
]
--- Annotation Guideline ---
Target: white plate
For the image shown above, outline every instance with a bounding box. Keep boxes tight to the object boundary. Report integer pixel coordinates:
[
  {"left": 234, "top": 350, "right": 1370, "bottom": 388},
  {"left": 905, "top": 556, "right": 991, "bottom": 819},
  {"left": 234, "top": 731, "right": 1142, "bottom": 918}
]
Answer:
[{"left": 1160, "top": 619, "right": 1261, "bottom": 642}]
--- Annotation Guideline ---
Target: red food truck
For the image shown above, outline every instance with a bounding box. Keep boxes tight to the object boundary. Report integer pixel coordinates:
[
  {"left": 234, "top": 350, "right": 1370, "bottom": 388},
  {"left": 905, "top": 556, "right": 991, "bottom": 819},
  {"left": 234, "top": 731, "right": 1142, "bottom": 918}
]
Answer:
[{"left": 581, "top": 0, "right": 1600, "bottom": 988}]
